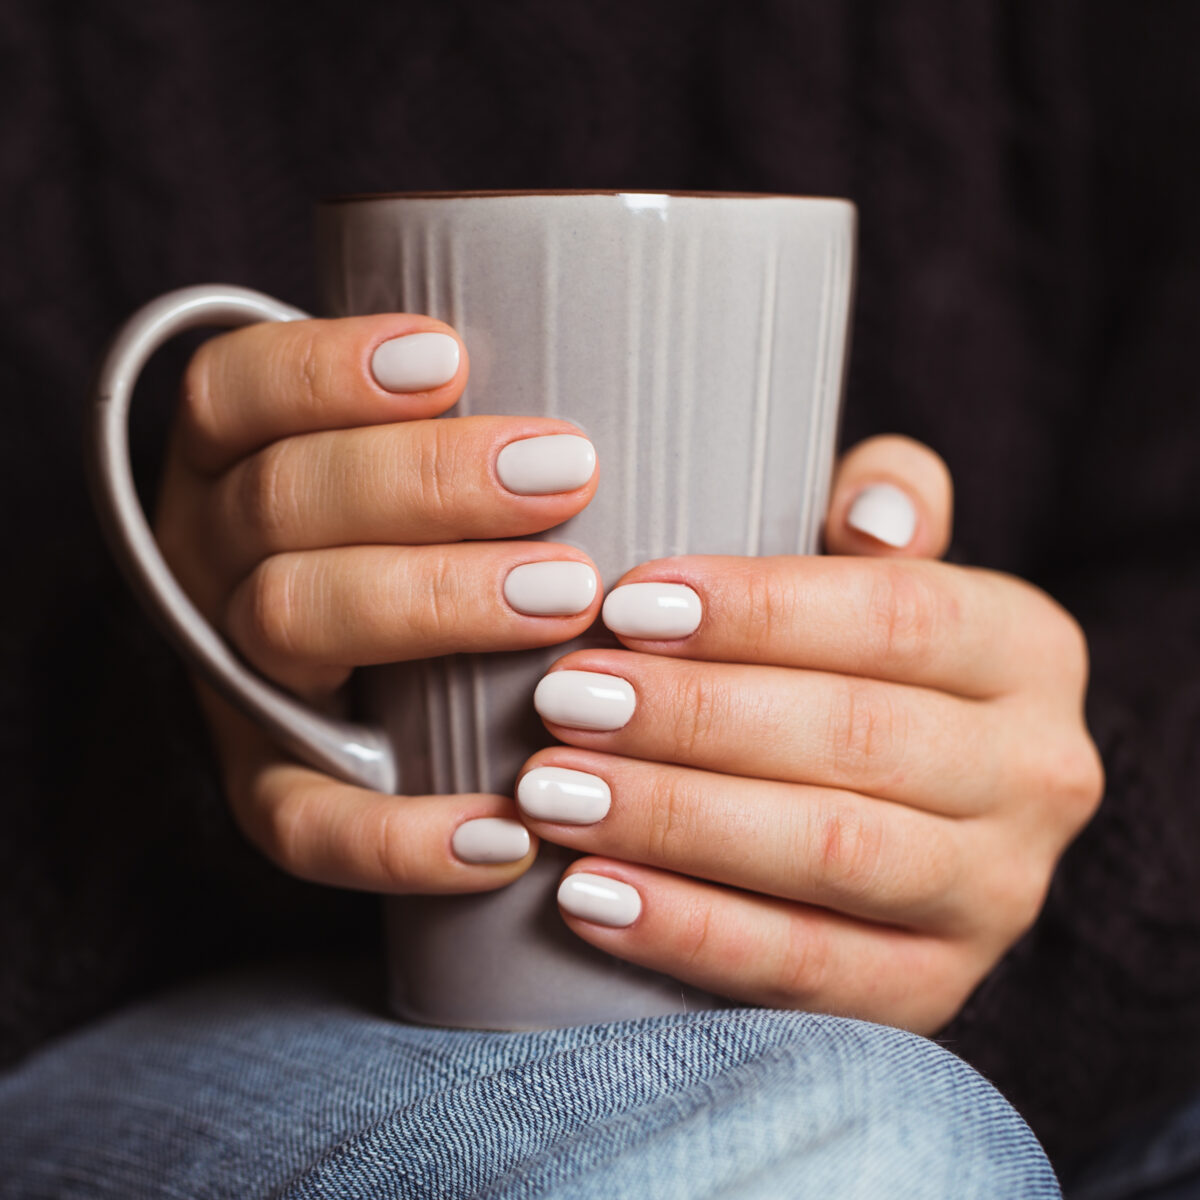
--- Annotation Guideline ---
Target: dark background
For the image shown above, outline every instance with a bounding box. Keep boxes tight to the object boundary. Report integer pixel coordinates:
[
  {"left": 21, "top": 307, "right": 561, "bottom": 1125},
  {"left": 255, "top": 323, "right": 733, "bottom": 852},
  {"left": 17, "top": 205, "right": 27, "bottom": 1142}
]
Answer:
[{"left": 2, "top": 0, "right": 1199, "bottom": 1168}]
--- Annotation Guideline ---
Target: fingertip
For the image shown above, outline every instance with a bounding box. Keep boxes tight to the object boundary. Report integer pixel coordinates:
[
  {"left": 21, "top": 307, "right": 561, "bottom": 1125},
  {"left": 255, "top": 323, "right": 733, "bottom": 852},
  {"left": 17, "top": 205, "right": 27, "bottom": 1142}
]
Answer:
[
  {"left": 846, "top": 482, "right": 918, "bottom": 549},
  {"left": 557, "top": 861, "right": 644, "bottom": 929},
  {"left": 825, "top": 435, "right": 954, "bottom": 559},
  {"left": 364, "top": 315, "right": 469, "bottom": 412}
]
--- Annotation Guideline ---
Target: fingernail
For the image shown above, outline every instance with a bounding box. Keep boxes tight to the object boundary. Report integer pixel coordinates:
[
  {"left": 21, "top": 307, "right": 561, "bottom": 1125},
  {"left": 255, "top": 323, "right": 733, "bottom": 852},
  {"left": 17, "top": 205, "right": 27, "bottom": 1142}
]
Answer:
[
  {"left": 451, "top": 817, "right": 531, "bottom": 865},
  {"left": 533, "top": 670, "right": 636, "bottom": 731},
  {"left": 496, "top": 434, "right": 596, "bottom": 495},
  {"left": 371, "top": 332, "right": 460, "bottom": 392},
  {"left": 847, "top": 483, "right": 917, "bottom": 548},
  {"left": 602, "top": 582, "right": 702, "bottom": 639},
  {"left": 504, "top": 562, "right": 599, "bottom": 617},
  {"left": 558, "top": 872, "right": 642, "bottom": 927},
  {"left": 518, "top": 766, "right": 611, "bottom": 824}
]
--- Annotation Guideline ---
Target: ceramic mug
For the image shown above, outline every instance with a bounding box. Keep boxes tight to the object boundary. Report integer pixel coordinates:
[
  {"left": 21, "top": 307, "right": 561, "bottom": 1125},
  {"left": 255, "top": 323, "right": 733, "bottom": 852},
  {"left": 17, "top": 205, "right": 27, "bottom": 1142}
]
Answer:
[{"left": 88, "top": 191, "right": 856, "bottom": 1030}]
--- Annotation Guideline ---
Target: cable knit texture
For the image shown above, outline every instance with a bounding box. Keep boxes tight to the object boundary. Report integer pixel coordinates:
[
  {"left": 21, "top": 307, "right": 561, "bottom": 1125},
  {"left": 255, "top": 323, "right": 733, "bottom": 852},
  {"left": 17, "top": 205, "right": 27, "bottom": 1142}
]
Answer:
[{"left": 2, "top": 0, "right": 1199, "bottom": 1168}]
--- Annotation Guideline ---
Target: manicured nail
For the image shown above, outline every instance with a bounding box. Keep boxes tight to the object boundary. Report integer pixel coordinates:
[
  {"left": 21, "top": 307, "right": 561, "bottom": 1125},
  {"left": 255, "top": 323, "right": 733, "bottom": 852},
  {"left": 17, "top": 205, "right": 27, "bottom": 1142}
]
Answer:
[
  {"left": 533, "top": 670, "right": 636, "bottom": 731},
  {"left": 518, "top": 766, "right": 611, "bottom": 824},
  {"left": 496, "top": 434, "right": 596, "bottom": 495},
  {"left": 451, "top": 817, "right": 531, "bottom": 865},
  {"left": 602, "top": 582, "right": 702, "bottom": 639},
  {"left": 504, "top": 562, "right": 599, "bottom": 617},
  {"left": 847, "top": 483, "right": 917, "bottom": 548},
  {"left": 558, "top": 872, "right": 641, "bottom": 927},
  {"left": 371, "top": 332, "right": 460, "bottom": 392}
]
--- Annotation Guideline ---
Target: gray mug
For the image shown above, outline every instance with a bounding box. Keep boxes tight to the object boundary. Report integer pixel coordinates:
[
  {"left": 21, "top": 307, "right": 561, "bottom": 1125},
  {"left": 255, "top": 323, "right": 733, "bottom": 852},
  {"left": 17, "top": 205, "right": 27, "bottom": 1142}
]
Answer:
[{"left": 88, "top": 191, "right": 856, "bottom": 1030}]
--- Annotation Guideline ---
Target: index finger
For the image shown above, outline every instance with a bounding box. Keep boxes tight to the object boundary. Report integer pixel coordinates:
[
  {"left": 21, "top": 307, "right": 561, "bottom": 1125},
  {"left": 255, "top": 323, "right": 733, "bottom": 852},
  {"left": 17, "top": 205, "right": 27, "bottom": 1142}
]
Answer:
[
  {"left": 177, "top": 314, "right": 467, "bottom": 473},
  {"left": 600, "top": 555, "right": 1063, "bottom": 699}
]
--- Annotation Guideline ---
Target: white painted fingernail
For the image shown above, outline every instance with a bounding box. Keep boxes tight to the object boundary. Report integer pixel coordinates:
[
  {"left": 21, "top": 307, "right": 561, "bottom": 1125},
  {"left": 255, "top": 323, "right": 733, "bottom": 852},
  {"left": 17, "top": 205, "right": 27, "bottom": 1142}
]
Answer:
[
  {"left": 518, "top": 767, "right": 611, "bottom": 824},
  {"left": 504, "top": 562, "right": 599, "bottom": 617},
  {"left": 533, "top": 670, "right": 636, "bottom": 731},
  {"left": 602, "top": 582, "right": 702, "bottom": 639},
  {"left": 847, "top": 483, "right": 917, "bottom": 548},
  {"left": 371, "top": 332, "right": 461, "bottom": 392},
  {"left": 451, "top": 817, "right": 531, "bottom": 865},
  {"left": 558, "top": 872, "right": 641, "bottom": 927},
  {"left": 496, "top": 434, "right": 596, "bottom": 495}
]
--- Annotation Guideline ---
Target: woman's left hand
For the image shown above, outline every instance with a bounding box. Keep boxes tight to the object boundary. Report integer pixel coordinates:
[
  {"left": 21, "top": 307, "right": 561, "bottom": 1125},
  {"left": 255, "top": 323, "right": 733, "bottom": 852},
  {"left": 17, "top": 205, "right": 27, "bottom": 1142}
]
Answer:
[{"left": 517, "top": 436, "right": 1104, "bottom": 1034}]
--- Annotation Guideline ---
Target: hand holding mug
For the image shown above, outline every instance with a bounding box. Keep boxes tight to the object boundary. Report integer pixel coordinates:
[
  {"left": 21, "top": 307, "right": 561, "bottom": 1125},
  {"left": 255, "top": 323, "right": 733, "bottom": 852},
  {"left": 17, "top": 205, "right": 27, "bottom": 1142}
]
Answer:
[
  {"left": 521, "top": 436, "right": 1105, "bottom": 1034},
  {"left": 153, "top": 313, "right": 611, "bottom": 894}
]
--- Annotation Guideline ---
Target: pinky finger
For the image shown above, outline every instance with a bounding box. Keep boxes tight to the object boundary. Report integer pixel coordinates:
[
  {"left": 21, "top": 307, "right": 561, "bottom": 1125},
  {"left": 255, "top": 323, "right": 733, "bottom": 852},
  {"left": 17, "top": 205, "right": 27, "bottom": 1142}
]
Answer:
[
  {"left": 556, "top": 858, "right": 971, "bottom": 1034},
  {"left": 207, "top": 695, "right": 537, "bottom": 894}
]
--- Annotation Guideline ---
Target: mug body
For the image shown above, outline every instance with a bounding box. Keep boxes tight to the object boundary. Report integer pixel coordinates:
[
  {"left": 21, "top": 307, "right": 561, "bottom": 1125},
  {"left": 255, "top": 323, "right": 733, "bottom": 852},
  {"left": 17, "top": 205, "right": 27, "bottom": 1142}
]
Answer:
[{"left": 316, "top": 192, "right": 856, "bottom": 1029}]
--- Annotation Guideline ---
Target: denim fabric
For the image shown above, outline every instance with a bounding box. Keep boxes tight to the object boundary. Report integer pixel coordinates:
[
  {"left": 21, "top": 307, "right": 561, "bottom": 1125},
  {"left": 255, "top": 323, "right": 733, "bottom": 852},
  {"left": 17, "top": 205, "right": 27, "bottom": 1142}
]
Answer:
[{"left": 0, "top": 959, "right": 1058, "bottom": 1199}]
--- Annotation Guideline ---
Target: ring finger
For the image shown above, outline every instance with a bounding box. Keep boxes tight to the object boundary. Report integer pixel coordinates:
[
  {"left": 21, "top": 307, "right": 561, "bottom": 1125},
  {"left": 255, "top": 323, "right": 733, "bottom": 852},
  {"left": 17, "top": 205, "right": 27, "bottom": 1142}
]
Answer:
[
  {"left": 195, "top": 416, "right": 598, "bottom": 582},
  {"left": 532, "top": 649, "right": 1004, "bottom": 815}
]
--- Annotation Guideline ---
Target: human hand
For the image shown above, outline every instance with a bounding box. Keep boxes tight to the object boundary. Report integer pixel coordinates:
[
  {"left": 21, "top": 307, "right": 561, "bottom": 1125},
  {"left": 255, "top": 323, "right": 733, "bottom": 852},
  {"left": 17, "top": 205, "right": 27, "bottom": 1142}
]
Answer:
[
  {"left": 155, "top": 315, "right": 604, "bottom": 893},
  {"left": 517, "top": 436, "right": 1105, "bottom": 1033}
]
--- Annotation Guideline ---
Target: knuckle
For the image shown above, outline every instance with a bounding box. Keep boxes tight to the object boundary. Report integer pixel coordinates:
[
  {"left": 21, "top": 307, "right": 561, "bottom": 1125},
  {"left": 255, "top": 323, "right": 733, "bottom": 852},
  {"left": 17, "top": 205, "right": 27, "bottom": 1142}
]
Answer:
[
  {"left": 668, "top": 669, "right": 726, "bottom": 761},
  {"left": 676, "top": 901, "right": 717, "bottom": 971},
  {"left": 251, "top": 776, "right": 309, "bottom": 873},
  {"left": 1050, "top": 605, "right": 1092, "bottom": 691},
  {"left": 744, "top": 569, "right": 802, "bottom": 659},
  {"left": 237, "top": 443, "right": 302, "bottom": 549},
  {"left": 238, "top": 554, "right": 304, "bottom": 661},
  {"left": 807, "top": 797, "right": 886, "bottom": 905},
  {"left": 403, "top": 549, "right": 460, "bottom": 646},
  {"left": 823, "top": 678, "right": 908, "bottom": 789},
  {"left": 645, "top": 770, "right": 701, "bottom": 863},
  {"left": 1037, "top": 731, "right": 1106, "bottom": 829},
  {"left": 864, "top": 562, "right": 942, "bottom": 674},
  {"left": 293, "top": 327, "right": 329, "bottom": 417},
  {"left": 992, "top": 860, "right": 1053, "bottom": 942},
  {"left": 372, "top": 803, "right": 419, "bottom": 892},
  {"left": 178, "top": 343, "right": 221, "bottom": 460},
  {"left": 413, "top": 419, "right": 463, "bottom": 524},
  {"left": 774, "top": 915, "right": 833, "bottom": 1007}
]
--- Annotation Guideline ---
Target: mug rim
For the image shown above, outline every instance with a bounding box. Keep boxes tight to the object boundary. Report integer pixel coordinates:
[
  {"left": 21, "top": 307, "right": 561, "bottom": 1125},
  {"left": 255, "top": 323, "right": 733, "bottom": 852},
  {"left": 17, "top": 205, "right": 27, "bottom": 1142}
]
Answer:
[{"left": 319, "top": 188, "right": 851, "bottom": 204}]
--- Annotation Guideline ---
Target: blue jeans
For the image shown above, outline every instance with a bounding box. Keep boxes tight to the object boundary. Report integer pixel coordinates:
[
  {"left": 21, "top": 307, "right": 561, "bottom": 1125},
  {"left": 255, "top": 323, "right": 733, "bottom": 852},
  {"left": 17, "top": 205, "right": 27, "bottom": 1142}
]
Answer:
[{"left": 0, "top": 958, "right": 1057, "bottom": 1198}]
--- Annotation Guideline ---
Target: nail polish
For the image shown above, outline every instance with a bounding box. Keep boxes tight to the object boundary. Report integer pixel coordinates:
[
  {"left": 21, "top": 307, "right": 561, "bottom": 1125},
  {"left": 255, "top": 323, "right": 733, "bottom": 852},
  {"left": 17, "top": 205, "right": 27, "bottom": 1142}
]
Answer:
[
  {"left": 371, "top": 332, "right": 460, "bottom": 392},
  {"left": 533, "top": 670, "right": 636, "bottom": 731},
  {"left": 847, "top": 483, "right": 917, "bottom": 548},
  {"left": 602, "top": 582, "right": 702, "bottom": 639},
  {"left": 518, "top": 766, "right": 611, "bottom": 824},
  {"left": 451, "top": 817, "right": 531, "bottom": 865},
  {"left": 557, "top": 872, "right": 642, "bottom": 927},
  {"left": 503, "top": 562, "right": 599, "bottom": 617},
  {"left": 496, "top": 434, "right": 596, "bottom": 495}
]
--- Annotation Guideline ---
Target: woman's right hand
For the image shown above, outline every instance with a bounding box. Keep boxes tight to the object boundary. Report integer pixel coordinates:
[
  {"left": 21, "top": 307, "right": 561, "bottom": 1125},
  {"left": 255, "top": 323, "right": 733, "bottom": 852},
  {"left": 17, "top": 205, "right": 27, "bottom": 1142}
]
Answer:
[{"left": 154, "top": 314, "right": 601, "bottom": 894}]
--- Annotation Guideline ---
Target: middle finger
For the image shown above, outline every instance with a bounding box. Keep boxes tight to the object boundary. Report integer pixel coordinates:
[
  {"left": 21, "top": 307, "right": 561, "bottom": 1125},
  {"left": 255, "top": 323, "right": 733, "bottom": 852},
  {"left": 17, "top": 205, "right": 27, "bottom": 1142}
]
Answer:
[
  {"left": 533, "top": 649, "right": 1003, "bottom": 815},
  {"left": 201, "top": 416, "right": 598, "bottom": 580}
]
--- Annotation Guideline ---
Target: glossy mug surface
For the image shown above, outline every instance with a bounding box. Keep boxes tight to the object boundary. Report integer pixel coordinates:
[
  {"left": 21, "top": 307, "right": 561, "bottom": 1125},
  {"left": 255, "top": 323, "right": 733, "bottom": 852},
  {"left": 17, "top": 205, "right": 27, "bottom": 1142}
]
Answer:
[{"left": 89, "top": 192, "right": 856, "bottom": 1030}]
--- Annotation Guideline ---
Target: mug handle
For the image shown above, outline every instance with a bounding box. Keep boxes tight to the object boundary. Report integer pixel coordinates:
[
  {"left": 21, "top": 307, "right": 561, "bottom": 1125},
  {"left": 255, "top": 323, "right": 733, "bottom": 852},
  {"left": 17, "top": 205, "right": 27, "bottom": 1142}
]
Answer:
[{"left": 86, "top": 284, "right": 398, "bottom": 794}]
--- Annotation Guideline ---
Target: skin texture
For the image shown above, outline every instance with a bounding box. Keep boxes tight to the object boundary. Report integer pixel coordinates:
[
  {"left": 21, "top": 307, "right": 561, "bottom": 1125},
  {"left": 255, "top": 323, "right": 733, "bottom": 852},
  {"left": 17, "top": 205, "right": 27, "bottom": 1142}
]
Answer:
[{"left": 155, "top": 317, "right": 1104, "bottom": 1034}]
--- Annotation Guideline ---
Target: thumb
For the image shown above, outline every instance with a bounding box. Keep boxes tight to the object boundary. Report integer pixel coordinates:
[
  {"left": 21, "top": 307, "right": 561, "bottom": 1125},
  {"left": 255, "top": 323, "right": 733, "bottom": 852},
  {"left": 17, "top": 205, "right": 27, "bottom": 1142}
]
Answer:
[{"left": 824, "top": 435, "right": 954, "bottom": 559}]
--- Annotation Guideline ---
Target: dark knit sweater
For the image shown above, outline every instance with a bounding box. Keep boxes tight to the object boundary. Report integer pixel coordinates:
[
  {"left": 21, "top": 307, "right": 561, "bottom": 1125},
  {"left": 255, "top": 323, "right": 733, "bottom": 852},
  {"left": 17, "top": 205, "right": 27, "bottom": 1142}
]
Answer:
[{"left": 2, "top": 0, "right": 1199, "bottom": 1168}]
